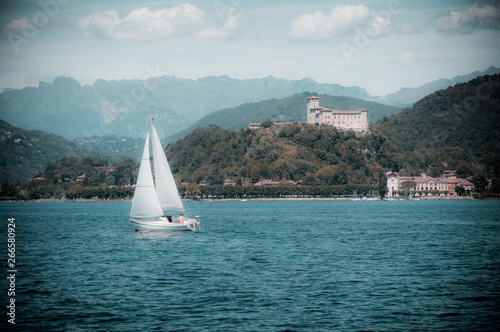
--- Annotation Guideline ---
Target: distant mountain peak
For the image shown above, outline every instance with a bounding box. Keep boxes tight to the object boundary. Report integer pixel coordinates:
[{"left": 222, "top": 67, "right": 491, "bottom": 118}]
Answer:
[
  {"left": 300, "top": 77, "right": 317, "bottom": 83},
  {"left": 54, "top": 76, "right": 81, "bottom": 89},
  {"left": 484, "top": 65, "right": 499, "bottom": 74},
  {"left": 384, "top": 66, "right": 500, "bottom": 106},
  {"left": 37, "top": 76, "right": 81, "bottom": 91}
]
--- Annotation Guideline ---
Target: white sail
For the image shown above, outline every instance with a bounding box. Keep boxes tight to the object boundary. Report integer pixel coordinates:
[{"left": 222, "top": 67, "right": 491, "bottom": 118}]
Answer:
[
  {"left": 130, "top": 132, "right": 163, "bottom": 218},
  {"left": 151, "top": 123, "right": 184, "bottom": 211}
]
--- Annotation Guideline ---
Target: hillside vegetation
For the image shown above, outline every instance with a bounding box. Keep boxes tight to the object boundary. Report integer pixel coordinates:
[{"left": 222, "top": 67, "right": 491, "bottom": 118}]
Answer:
[
  {"left": 0, "top": 120, "right": 130, "bottom": 183},
  {"left": 167, "top": 93, "right": 402, "bottom": 143},
  {"left": 2, "top": 156, "right": 137, "bottom": 200},
  {"left": 3, "top": 123, "right": 404, "bottom": 199},
  {"left": 74, "top": 135, "right": 144, "bottom": 157},
  {"left": 375, "top": 74, "right": 500, "bottom": 183},
  {"left": 167, "top": 124, "right": 402, "bottom": 187}
]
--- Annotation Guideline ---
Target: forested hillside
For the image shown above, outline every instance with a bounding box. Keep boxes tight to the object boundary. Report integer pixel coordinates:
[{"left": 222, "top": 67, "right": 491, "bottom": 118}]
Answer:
[
  {"left": 74, "top": 135, "right": 144, "bottom": 156},
  {"left": 3, "top": 123, "right": 404, "bottom": 199},
  {"left": 375, "top": 74, "right": 500, "bottom": 183},
  {"left": 0, "top": 120, "right": 129, "bottom": 183},
  {"left": 2, "top": 157, "right": 138, "bottom": 200},
  {"left": 167, "top": 124, "right": 402, "bottom": 186}
]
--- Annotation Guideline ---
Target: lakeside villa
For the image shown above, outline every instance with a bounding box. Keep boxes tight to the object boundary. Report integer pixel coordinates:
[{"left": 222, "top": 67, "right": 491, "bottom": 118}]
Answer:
[{"left": 386, "top": 171, "right": 474, "bottom": 197}]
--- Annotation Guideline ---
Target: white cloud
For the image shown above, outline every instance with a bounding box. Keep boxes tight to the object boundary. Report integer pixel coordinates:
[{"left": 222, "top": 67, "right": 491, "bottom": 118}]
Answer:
[
  {"left": 394, "top": 22, "right": 426, "bottom": 35},
  {"left": 394, "top": 52, "right": 454, "bottom": 65},
  {"left": 432, "top": 2, "right": 500, "bottom": 36},
  {"left": 288, "top": 5, "right": 402, "bottom": 41},
  {"left": 366, "top": 16, "right": 392, "bottom": 37},
  {"left": 396, "top": 51, "right": 417, "bottom": 64},
  {"left": 1, "top": 17, "right": 36, "bottom": 36},
  {"left": 194, "top": 8, "right": 245, "bottom": 40},
  {"left": 289, "top": 5, "right": 370, "bottom": 40},
  {"left": 77, "top": 4, "right": 245, "bottom": 41}
]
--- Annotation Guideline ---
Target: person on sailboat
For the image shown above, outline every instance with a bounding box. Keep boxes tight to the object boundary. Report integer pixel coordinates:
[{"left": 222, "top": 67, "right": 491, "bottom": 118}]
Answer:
[{"left": 178, "top": 213, "right": 186, "bottom": 224}]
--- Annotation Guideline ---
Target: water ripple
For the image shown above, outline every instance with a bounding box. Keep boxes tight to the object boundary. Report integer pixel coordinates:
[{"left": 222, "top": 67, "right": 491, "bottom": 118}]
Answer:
[{"left": 0, "top": 200, "right": 499, "bottom": 331}]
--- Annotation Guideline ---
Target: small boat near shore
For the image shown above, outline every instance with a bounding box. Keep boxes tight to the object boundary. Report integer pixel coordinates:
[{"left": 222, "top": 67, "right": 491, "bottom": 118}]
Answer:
[{"left": 129, "top": 121, "right": 200, "bottom": 232}]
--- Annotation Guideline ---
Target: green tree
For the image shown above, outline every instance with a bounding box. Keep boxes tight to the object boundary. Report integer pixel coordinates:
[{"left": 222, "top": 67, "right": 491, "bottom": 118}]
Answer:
[
  {"left": 455, "top": 185, "right": 465, "bottom": 196},
  {"left": 260, "top": 119, "right": 273, "bottom": 128},
  {"left": 472, "top": 173, "right": 488, "bottom": 193},
  {"left": 1, "top": 180, "right": 18, "bottom": 198},
  {"left": 378, "top": 172, "right": 387, "bottom": 198}
]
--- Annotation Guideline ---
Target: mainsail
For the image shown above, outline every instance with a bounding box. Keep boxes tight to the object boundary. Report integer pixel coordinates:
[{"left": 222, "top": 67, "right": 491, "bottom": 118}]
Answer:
[
  {"left": 130, "top": 132, "right": 163, "bottom": 218},
  {"left": 151, "top": 123, "right": 184, "bottom": 211}
]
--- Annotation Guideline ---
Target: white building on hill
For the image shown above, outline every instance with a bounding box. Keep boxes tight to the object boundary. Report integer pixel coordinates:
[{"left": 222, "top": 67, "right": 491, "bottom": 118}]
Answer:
[{"left": 307, "top": 96, "right": 368, "bottom": 133}]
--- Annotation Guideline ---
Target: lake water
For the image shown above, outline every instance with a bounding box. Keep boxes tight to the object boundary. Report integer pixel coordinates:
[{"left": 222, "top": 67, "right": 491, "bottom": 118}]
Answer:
[{"left": 1, "top": 200, "right": 499, "bottom": 331}]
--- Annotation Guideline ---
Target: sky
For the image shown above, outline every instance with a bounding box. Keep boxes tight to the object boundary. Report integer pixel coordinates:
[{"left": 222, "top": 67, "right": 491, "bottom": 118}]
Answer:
[{"left": 0, "top": 0, "right": 499, "bottom": 96}]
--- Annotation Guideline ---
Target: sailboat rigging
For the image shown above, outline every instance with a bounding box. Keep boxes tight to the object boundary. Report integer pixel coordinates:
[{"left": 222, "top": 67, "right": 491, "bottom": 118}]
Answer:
[{"left": 129, "top": 121, "right": 200, "bottom": 232}]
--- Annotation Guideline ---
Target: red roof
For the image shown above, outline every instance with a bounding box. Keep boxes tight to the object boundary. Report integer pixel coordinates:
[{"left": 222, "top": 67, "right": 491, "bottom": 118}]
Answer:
[
  {"left": 32, "top": 177, "right": 46, "bottom": 181},
  {"left": 398, "top": 176, "right": 474, "bottom": 188},
  {"left": 254, "top": 180, "right": 280, "bottom": 186}
]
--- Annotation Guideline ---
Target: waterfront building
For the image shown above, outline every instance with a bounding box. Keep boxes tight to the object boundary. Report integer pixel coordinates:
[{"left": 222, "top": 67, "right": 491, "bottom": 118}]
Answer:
[
  {"left": 386, "top": 172, "right": 475, "bottom": 197},
  {"left": 386, "top": 171, "right": 399, "bottom": 197}
]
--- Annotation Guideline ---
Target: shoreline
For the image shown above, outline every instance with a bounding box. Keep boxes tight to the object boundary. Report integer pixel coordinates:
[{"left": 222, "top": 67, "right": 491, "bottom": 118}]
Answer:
[{"left": 1, "top": 196, "right": 483, "bottom": 203}]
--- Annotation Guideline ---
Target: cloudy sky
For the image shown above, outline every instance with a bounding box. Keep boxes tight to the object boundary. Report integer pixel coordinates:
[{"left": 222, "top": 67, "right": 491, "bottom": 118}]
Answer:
[{"left": 1, "top": 0, "right": 499, "bottom": 96}]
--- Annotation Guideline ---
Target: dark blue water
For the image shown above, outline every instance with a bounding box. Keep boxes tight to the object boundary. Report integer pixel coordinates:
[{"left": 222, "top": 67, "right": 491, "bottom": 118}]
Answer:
[{"left": 1, "top": 200, "right": 499, "bottom": 331}]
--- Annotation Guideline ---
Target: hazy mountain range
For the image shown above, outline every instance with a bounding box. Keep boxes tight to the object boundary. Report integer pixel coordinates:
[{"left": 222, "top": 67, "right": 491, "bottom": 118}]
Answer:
[
  {"left": 0, "top": 66, "right": 497, "bottom": 140},
  {"left": 380, "top": 66, "right": 500, "bottom": 106},
  {"left": 0, "top": 75, "right": 370, "bottom": 140}
]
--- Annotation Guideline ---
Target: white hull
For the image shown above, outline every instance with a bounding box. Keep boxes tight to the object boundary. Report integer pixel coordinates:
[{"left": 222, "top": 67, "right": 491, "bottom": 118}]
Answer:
[{"left": 130, "top": 217, "right": 199, "bottom": 232}]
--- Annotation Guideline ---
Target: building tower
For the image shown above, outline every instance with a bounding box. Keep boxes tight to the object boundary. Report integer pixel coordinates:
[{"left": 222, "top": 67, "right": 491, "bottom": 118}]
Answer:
[{"left": 307, "top": 96, "right": 319, "bottom": 124}]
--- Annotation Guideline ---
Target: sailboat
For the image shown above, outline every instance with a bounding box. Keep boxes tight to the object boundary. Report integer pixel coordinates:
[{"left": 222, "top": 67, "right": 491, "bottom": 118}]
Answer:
[{"left": 129, "top": 121, "right": 200, "bottom": 232}]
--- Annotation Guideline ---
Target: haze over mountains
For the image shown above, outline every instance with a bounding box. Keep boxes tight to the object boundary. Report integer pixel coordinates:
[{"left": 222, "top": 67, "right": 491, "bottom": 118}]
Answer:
[
  {"left": 382, "top": 66, "right": 500, "bottom": 106},
  {"left": 0, "top": 75, "right": 370, "bottom": 140},
  {"left": 0, "top": 67, "right": 497, "bottom": 140},
  {"left": 1, "top": 73, "right": 498, "bottom": 185}
]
